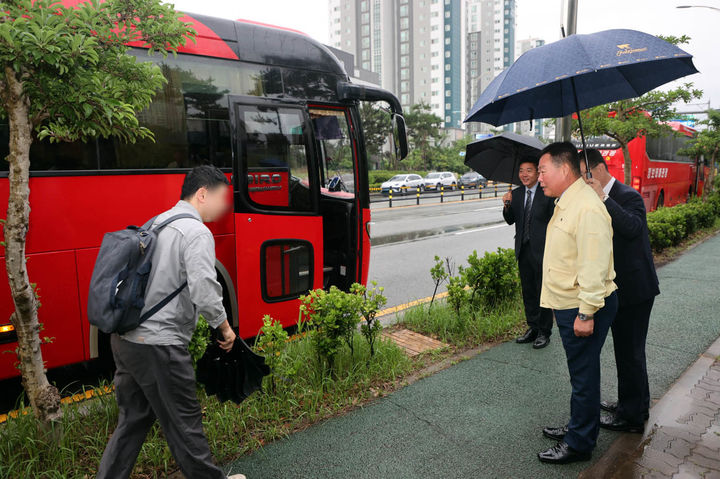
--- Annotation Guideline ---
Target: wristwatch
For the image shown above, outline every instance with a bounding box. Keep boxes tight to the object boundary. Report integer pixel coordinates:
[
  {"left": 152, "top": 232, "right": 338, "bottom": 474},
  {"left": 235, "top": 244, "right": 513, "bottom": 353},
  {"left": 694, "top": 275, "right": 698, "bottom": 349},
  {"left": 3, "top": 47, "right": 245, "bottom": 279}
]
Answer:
[{"left": 578, "top": 313, "right": 594, "bottom": 321}]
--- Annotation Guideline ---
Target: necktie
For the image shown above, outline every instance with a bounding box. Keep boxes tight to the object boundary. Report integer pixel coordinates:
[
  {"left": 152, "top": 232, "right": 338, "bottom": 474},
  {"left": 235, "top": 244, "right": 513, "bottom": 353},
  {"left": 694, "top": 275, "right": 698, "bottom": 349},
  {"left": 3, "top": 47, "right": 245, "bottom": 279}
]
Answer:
[{"left": 522, "top": 189, "right": 532, "bottom": 243}]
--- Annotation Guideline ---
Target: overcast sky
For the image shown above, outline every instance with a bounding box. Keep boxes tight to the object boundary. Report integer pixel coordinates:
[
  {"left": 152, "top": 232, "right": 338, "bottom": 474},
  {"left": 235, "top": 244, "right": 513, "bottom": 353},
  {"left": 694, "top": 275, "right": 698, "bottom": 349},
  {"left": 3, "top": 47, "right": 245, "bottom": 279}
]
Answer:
[{"left": 170, "top": 0, "right": 719, "bottom": 114}]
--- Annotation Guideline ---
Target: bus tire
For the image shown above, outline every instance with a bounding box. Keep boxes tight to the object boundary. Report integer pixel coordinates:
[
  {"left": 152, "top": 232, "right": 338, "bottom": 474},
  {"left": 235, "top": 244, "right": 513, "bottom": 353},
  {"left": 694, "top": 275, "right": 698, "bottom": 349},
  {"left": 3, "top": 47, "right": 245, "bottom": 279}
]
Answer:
[{"left": 657, "top": 191, "right": 665, "bottom": 209}]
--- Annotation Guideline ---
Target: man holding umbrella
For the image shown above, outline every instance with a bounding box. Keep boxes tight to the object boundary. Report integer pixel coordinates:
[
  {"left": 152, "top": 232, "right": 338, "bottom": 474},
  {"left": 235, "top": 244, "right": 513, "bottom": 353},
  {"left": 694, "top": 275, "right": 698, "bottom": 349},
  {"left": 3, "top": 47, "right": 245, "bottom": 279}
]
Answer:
[
  {"left": 580, "top": 149, "right": 659, "bottom": 433},
  {"left": 502, "top": 157, "right": 555, "bottom": 349}
]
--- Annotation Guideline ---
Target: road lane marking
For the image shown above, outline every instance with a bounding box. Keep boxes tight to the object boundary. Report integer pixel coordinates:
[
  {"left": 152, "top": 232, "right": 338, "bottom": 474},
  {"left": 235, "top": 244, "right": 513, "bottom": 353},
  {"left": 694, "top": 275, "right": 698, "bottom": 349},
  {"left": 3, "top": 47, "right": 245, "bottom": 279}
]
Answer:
[
  {"left": 454, "top": 223, "right": 511, "bottom": 235},
  {"left": 472, "top": 206, "right": 503, "bottom": 211},
  {"left": 376, "top": 284, "right": 475, "bottom": 319},
  {"left": 0, "top": 384, "right": 114, "bottom": 424},
  {"left": 376, "top": 291, "right": 449, "bottom": 318}
]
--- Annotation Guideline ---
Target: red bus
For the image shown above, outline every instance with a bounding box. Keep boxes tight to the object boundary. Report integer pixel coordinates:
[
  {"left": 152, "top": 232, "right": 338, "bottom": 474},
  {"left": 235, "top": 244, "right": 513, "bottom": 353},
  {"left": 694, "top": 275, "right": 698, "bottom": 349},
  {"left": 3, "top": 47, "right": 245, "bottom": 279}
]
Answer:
[
  {"left": 0, "top": 11, "right": 408, "bottom": 380},
  {"left": 578, "top": 121, "right": 708, "bottom": 212}
]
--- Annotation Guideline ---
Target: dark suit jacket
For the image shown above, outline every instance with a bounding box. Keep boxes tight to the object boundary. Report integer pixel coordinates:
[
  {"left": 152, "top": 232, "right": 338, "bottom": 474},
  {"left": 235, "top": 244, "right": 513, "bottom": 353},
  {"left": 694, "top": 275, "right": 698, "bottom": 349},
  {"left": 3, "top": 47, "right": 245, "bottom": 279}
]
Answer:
[
  {"left": 502, "top": 184, "right": 555, "bottom": 266},
  {"left": 604, "top": 180, "right": 660, "bottom": 306}
]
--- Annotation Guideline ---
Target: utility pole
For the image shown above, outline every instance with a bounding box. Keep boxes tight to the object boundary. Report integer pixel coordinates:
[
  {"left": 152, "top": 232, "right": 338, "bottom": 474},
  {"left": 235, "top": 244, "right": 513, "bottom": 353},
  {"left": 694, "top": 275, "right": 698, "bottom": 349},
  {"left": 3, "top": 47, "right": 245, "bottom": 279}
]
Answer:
[{"left": 555, "top": 0, "right": 578, "bottom": 142}]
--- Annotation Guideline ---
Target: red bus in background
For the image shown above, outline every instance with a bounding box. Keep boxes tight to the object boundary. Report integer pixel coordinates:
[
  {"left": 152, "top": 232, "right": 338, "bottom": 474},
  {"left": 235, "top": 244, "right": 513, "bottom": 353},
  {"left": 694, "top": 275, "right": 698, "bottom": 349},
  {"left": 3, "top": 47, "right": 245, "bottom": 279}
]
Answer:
[
  {"left": 578, "top": 121, "right": 708, "bottom": 212},
  {"left": 0, "top": 9, "right": 407, "bottom": 380}
]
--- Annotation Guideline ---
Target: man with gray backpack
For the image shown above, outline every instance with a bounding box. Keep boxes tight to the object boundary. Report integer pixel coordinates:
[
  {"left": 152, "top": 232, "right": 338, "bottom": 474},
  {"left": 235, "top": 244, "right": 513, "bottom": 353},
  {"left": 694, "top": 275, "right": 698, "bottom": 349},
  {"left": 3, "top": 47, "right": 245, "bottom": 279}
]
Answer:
[{"left": 94, "top": 165, "right": 245, "bottom": 479}]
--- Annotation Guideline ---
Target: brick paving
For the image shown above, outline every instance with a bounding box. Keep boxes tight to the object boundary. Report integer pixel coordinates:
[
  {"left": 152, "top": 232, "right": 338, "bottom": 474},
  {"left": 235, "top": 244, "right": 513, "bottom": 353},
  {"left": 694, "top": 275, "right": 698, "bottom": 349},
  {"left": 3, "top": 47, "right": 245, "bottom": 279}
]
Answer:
[
  {"left": 381, "top": 328, "right": 449, "bottom": 356},
  {"left": 608, "top": 358, "right": 720, "bottom": 479}
]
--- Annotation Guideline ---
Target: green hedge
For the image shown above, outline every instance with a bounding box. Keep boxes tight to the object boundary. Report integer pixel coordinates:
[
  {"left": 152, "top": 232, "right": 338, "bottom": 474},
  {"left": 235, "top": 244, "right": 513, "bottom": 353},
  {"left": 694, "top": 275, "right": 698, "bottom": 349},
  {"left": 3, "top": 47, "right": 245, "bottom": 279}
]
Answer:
[{"left": 647, "top": 195, "right": 720, "bottom": 252}]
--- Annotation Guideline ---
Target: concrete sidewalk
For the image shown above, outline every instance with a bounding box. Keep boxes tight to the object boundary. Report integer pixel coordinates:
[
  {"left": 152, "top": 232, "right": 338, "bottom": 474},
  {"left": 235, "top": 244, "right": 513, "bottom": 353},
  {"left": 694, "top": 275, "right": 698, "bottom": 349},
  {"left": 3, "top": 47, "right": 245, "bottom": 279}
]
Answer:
[{"left": 226, "top": 234, "right": 720, "bottom": 479}]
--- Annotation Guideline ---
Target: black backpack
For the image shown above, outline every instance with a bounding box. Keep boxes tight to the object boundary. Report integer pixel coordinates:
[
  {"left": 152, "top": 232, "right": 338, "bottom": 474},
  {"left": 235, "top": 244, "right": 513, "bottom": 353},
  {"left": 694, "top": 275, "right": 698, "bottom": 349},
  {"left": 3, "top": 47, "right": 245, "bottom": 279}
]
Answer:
[{"left": 87, "top": 214, "right": 198, "bottom": 334}]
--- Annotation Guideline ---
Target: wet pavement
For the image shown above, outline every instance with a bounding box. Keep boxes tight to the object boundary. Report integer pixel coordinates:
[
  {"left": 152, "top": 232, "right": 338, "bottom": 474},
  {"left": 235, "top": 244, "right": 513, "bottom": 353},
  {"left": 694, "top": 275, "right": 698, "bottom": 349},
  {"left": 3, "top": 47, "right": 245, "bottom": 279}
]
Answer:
[
  {"left": 226, "top": 233, "right": 720, "bottom": 479},
  {"left": 585, "top": 335, "right": 720, "bottom": 479}
]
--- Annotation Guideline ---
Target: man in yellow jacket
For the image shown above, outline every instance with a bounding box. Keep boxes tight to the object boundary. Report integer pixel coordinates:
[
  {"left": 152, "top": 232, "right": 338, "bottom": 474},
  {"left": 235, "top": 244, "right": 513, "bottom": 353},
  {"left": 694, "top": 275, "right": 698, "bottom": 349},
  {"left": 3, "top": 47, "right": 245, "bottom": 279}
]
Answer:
[{"left": 534, "top": 142, "right": 618, "bottom": 465}]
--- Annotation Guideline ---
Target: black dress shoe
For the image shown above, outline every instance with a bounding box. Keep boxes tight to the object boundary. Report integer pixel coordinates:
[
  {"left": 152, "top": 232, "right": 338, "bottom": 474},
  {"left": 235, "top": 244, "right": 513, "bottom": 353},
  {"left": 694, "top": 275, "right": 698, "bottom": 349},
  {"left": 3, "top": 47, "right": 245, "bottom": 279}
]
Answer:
[
  {"left": 538, "top": 441, "right": 591, "bottom": 464},
  {"left": 600, "top": 401, "right": 649, "bottom": 420},
  {"left": 516, "top": 329, "right": 538, "bottom": 344},
  {"left": 599, "top": 414, "right": 644, "bottom": 433},
  {"left": 542, "top": 425, "right": 568, "bottom": 441},
  {"left": 533, "top": 334, "right": 550, "bottom": 349}
]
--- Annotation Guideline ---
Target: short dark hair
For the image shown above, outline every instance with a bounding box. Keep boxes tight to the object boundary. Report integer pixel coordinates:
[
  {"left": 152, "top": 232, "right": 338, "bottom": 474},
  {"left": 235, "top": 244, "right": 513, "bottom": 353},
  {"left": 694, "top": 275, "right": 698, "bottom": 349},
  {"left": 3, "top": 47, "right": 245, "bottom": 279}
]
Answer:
[
  {"left": 540, "top": 142, "right": 580, "bottom": 177},
  {"left": 181, "top": 165, "right": 230, "bottom": 200},
  {"left": 582, "top": 149, "right": 608, "bottom": 171},
  {"left": 518, "top": 155, "right": 539, "bottom": 168}
]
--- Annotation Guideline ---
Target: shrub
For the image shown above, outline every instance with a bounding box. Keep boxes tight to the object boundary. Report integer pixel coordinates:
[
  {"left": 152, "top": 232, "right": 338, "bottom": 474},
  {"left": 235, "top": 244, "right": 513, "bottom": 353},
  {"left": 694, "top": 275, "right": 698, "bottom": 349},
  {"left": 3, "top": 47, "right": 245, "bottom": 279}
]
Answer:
[
  {"left": 647, "top": 194, "right": 720, "bottom": 252},
  {"left": 687, "top": 199, "right": 716, "bottom": 229},
  {"left": 446, "top": 274, "right": 468, "bottom": 315},
  {"left": 255, "top": 315, "right": 294, "bottom": 391},
  {"left": 429, "top": 255, "right": 449, "bottom": 309},
  {"left": 351, "top": 282, "right": 387, "bottom": 357},
  {"left": 300, "top": 285, "right": 370, "bottom": 372},
  {"left": 461, "top": 248, "right": 520, "bottom": 307},
  {"left": 647, "top": 218, "right": 683, "bottom": 250}
]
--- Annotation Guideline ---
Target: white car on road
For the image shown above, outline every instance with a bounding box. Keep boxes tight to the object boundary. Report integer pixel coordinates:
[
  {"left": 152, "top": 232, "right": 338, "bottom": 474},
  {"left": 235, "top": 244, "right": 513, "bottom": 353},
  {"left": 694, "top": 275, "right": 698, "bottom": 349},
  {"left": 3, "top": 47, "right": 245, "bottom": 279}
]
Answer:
[
  {"left": 381, "top": 174, "right": 424, "bottom": 196},
  {"left": 424, "top": 171, "right": 458, "bottom": 191}
]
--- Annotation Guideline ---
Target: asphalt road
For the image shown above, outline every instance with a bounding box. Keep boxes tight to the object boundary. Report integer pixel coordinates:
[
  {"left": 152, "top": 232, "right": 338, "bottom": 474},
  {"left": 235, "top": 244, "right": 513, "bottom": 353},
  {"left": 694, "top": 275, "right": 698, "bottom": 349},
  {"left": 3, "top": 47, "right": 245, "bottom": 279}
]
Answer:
[
  {"left": 367, "top": 197, "right": 513, "bottom": 313},
  {"left": 367, "top": 222, "right": 514, "bottom": 312},
  {"left": 369, "top": 197, "right": 507, "bottom": 245}
]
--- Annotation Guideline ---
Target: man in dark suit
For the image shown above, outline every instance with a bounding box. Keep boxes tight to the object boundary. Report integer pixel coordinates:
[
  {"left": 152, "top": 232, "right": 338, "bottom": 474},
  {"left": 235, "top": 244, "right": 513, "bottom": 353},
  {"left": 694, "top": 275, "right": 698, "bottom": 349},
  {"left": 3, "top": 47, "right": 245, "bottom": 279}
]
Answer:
[
  {"left": 581, "top": 149, "right": 660, "bottom": 431},
  {"left": 502, "top": 157, "right": 556, "bottom": 349}
]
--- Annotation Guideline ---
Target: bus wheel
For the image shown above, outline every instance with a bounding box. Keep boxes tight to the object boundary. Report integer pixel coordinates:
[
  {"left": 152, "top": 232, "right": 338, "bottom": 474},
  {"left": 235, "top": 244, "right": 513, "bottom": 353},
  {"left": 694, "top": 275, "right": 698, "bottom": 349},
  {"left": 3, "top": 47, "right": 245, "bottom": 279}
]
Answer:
[{"left": 657, "top": 191, "right": 665, "bottom": 209}]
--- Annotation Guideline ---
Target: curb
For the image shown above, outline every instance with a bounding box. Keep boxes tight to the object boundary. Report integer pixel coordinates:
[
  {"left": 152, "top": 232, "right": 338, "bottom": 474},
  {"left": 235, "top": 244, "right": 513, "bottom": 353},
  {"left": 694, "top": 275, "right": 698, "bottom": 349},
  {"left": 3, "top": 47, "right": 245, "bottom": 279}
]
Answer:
[
  {"left": 370, "top": 221, "right": 507, "bottom": 246},
  {"left": 581, "top": 334, "right": 720, "bottom": 478}
]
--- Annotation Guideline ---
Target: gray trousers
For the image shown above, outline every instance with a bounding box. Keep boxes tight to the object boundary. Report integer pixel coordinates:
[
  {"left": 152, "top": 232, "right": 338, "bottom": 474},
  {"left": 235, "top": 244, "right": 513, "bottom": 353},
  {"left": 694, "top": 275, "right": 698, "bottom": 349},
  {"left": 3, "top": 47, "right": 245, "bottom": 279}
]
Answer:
[{"left": 97, "top": 334, "right": 225, "bottom": 479}]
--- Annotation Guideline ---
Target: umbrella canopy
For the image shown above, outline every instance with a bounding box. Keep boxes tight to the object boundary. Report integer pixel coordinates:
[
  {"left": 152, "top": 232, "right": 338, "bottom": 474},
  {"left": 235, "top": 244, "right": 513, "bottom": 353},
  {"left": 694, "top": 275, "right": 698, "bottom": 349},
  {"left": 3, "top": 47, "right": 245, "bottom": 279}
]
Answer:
[
  {"left": 465, "top": 29, "right": 698, "bottom": 126},
  {"left": 465, "top": 132, "right": 545, "bottom": 186},
  {"left": 196, "top": 337, "right": 270, "bottom": 404}
]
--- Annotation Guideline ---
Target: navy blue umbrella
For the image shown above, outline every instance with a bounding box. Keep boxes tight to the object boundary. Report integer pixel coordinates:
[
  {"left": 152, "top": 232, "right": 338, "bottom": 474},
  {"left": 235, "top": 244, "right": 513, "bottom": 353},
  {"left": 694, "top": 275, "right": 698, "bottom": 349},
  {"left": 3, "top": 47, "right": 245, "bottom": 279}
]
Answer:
[{"left": 464, "top": 29, "right": 698, "bottom": 174}]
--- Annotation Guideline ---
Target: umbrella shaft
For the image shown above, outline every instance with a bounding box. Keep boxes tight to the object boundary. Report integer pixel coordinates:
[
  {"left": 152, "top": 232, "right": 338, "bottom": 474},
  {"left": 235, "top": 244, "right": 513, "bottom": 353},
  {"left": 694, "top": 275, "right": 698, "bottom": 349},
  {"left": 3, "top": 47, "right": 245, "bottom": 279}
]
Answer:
[{"left": 570, "top": 76, "right": 592, "bottom": 180}]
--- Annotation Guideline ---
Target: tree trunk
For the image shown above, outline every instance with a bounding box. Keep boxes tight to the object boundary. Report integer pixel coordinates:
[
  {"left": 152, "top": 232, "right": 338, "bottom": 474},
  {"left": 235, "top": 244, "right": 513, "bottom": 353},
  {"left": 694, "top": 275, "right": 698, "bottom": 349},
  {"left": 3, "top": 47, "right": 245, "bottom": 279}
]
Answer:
[
  {"left": 621, "top": 141, "right": 632, "bottom": 185},
  {"left": 707, "top": 151, "right": 717, "bottom": 198},
  {"left": 1, "top": 66, "right": 62, "bottom": 427}
]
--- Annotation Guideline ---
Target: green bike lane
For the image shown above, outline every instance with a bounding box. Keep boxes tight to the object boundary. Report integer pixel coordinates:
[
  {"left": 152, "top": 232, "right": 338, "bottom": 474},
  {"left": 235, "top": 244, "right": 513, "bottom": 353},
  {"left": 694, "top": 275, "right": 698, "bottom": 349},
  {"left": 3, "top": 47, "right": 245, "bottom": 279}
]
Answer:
[{"left": 226, "top": 234, "right": 720, "bottom": 479}]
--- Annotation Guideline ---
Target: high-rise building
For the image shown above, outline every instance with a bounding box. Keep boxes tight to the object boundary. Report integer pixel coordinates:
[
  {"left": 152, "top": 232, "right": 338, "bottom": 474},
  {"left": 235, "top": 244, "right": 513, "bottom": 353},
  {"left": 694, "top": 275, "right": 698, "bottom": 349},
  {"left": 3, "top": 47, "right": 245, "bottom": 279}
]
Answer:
[
  {"left": 328, "top": 0, "right": 464, "bottom": 129},
  {"left": 478, "top": 0, "right": 515, "bottom": 95},
  {"left": 465, "top": 30, "right": 482, "bottom": 135},
  {"left": 328, "top": 0, "right": 515, "bottom": 133},
  {"left": 514, "top": 37, "right": 546, "bottom": 137},
  {"left": 516, "top": 37, "right": 545, "bottom": 59},
  {"left": 463, "top": 0, "right": 516, "bottom": 135}
]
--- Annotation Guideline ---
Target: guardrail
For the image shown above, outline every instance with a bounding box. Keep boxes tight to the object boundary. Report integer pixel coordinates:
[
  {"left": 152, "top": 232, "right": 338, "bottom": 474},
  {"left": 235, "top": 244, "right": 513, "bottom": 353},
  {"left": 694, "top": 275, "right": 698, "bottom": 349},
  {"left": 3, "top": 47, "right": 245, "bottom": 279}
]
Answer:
[{"left": 370, "top": 182, "right": 513, "bottom": 208}]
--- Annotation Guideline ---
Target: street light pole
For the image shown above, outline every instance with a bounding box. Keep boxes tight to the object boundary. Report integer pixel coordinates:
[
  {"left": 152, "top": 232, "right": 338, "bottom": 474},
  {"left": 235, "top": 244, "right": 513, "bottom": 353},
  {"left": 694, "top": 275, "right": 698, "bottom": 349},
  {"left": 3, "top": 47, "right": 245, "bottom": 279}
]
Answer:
[{"left": 555, "top": 0, "right": 578, "bottom": 142}]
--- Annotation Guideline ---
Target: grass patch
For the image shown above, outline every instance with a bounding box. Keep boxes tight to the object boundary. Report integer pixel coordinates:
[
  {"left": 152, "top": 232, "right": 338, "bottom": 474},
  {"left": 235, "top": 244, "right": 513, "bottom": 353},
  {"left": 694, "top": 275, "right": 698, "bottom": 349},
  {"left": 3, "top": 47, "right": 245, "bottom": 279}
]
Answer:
[
  {"left": 0, "top": 333, "right": 412, "bottom": 479},
  {"left": 398, "top": 296, "right": 526, "bottom": 348}
]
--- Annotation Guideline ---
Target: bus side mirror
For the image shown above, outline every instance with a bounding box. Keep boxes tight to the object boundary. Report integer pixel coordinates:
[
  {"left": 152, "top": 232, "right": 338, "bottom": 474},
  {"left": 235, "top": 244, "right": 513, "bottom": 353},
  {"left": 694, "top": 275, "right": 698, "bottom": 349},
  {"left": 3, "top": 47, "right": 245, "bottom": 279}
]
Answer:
[{"left": 392, "top": 114, "right": 409, "bottom": 162}]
